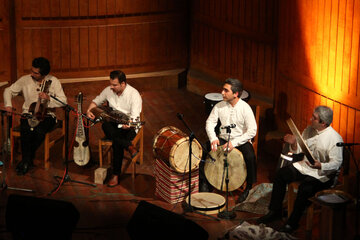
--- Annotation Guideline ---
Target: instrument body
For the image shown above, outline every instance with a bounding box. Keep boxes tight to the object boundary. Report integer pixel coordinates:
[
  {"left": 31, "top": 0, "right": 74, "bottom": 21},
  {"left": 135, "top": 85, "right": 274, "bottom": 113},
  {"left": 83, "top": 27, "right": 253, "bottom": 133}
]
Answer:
[
  {"left": 185, "top": 192, "right": 225, "bottom": 214},
  {"left": 205, "top": 145, "right": 246, "bottom": 191},
  {"left": 152, "top": 126, "right": 202, "bottom": 173},
  {"left": 73, "top": 92, "right": 90, "bottom": 166},
  {"left": 90, "top": 106, "right": 144, "bottom": 129},
  {"left": 28, "top": 79, "right": 52, "bottom": 128}
]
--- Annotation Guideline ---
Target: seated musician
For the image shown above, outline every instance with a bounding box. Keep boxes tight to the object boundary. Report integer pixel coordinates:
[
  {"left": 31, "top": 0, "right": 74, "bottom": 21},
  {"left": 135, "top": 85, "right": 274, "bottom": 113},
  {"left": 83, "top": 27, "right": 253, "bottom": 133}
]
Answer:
[
  {"left": 201, "top": 78, "right": 258, "bottom": 204},
  {"left": 257, "top": 106, "right": 343, "bottom": 233},
  {"left": 86, "top": 70, "right": 142, "bottom": 187},
  {"left": 3, "top": 57, "right": 67, "bottom": 175}
]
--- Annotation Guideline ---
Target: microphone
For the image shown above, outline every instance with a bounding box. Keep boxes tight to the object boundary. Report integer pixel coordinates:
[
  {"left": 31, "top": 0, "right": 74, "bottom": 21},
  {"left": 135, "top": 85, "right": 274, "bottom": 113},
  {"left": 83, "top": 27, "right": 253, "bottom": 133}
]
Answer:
[
  {"left": 90, "top": 117, "right": 102, "bottom": 126},
  {"left": 176, "top": 113, "right": 184, "bottom": 120},
  {"left": 336, "top": 142, "right": 360, "bottom": 147},
  {"left": 221, "top": 124, "right": 236, "bottom": 129}
]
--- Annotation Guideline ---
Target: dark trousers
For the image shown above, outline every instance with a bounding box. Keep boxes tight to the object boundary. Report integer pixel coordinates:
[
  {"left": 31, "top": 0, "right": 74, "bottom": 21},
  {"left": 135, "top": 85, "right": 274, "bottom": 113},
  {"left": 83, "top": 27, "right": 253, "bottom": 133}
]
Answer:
[
  {"left": 20, "top": 116, "right": 56, "bottom": 164},
  {"left": 102, "top": 122, "right": 136, "bottom": 175},
  {"left": 200, "top": 140, "right": 257, "bottom": 189},
  {"left": 269, "top": 164, "right": 333, "bottom": 227}
]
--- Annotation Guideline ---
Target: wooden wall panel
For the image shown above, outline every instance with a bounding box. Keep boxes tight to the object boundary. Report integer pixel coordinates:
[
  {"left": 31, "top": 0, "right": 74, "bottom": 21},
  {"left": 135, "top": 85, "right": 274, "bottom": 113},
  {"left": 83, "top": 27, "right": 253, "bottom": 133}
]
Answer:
[
  {"left": 0, "top": 0, "right": 11, "bottom": 84},
  {"left": 12, "top": 0, "right": 189, "bottom": 81},
  {"left": 189, "top": 0, "right": 278, "bottom": 98},
  {"left": 277, "top": 0, "right": 360, "bottom": 172}
]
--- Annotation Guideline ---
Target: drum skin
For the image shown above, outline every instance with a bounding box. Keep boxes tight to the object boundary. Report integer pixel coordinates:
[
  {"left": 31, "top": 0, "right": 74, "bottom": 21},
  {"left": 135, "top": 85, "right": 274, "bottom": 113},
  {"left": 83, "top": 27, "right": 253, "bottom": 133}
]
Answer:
[
  {"left": 205, "top": 145, "right": 247, "bottom": 191},
  {"left": 153, "top": 126, "right": 202, "bottom": 173},
  {"left": 186, "top": 192, "right": 225, "bottom": 215}
]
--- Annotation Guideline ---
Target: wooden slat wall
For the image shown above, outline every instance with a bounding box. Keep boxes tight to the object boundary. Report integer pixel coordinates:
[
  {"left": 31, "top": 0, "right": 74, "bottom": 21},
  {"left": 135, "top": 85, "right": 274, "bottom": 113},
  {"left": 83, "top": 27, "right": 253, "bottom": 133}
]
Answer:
[
  {"left": 13, "top": 0, "right": 189, "bottom": 81},
  {"left": 0, "top": 0, "right": 11, "bottom": 84},
  {"left": 277, "top": 0, "right": 360, "bottom": 166},
  {"left": 189, "top": 0, "right": 278, "bottom": 98}
]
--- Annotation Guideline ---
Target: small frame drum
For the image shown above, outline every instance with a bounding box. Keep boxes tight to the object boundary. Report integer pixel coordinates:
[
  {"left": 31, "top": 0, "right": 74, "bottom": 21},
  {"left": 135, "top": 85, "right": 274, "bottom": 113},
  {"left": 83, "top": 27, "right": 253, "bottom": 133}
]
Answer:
[
  {"left": 185, "top": 192, "right": 225, "bottom": 214},
  {"left": 204, "top": 145, "right": 247, "bottom": 191},
  {"left": 153, "top": 126, "right": 202, "bottom": 173}
]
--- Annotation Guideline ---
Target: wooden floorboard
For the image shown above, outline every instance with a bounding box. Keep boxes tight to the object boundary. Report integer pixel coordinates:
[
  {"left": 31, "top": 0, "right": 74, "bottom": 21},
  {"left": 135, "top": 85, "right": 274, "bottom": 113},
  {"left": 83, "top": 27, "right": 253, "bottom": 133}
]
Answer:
[{"left": 0, "top": 87, "right": 334, "bottom": 240}]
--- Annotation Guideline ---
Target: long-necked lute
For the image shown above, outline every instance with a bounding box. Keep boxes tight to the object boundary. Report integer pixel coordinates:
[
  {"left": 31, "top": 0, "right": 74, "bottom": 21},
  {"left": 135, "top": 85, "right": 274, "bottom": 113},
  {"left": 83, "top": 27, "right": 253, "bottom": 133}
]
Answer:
[{"left": 73, "top": 92, "right": 90, "bottom": 166}]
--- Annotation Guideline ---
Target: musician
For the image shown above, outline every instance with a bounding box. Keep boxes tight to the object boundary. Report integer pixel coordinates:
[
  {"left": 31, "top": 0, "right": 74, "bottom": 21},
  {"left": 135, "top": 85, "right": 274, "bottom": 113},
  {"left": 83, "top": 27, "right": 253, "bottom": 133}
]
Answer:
[
  {"left": 203, "top": 78, "right": 257, "bottom": 203},
  {"left": 3, "top": 57, "right": 67, "bottom": 175},
  {"left": 257, "top": 106, "right": 343, "bottom": 233},
  {"left": 86, "top": 70, "right": 142, "bottom": 187}
]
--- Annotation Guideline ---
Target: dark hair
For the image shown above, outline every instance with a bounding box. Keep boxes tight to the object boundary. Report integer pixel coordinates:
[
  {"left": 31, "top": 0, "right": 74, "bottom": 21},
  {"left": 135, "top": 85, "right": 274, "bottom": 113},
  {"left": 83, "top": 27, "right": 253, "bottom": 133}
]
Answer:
[
  {"left": 110, "top": 70, "right": 126, "bottom": 83},
  {"left": 32, "top": 57, "right": 51, "bottom": 76},
  {"left": 314, "top": 105, "right": 333, "bottom": 126},
  {"left": 225, "top": 78, "right": 243, "bottom": 97}
]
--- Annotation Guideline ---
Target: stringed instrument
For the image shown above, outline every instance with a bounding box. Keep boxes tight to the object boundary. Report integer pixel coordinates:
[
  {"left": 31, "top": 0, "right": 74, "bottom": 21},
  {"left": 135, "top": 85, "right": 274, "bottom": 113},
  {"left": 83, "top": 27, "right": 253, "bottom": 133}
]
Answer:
[
  {"left": 28, "top": 79, "right": 52, "bottom": 128},
  {"left": 90, "top": 106, "right": 145, "bottom": 129},
  {"left": 73, "top": 92, "right": 90, "bottom": 166}
]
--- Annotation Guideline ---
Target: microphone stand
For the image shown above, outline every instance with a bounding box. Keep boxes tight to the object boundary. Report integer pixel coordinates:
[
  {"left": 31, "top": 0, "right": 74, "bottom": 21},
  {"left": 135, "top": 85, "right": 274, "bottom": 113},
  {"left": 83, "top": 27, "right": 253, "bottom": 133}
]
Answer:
[
  {"left": 49, "top": 95, "right": 96, "bottom": 195},
  {"left": 344, "top": 145, "right": 360, "bottom": 240},
  {"left": 0, "top": 110, "right": 34, "bottom": 193},
  {"left": 217, "top": 126, "right": 236, "bottom": 219},
  {"left": 177, "top": 113, "right": 219, "bottom": 221}
]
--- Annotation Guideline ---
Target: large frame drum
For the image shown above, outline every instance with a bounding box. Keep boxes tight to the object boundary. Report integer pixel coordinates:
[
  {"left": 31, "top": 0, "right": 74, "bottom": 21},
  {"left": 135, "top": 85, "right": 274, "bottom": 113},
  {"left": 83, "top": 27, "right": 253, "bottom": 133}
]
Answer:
[
  {"left": 153, "top": 126, "right": 202, "bottom": 173},
  {"left": 205, "top": 146, "right": 247, "bottom": 191}
]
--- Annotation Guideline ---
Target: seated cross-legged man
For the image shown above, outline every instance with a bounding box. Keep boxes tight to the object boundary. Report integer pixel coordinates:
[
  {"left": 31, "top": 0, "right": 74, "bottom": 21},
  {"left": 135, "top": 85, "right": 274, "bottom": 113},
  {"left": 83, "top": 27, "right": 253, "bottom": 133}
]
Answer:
[{"left": 86, "top": 70, "right": 142, "bottom": 187}]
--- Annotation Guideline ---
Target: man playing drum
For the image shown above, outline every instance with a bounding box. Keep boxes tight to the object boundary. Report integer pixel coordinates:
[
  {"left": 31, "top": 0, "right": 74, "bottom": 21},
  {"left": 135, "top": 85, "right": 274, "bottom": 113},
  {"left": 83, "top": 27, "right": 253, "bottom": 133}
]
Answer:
[{"left": 202, "top": 78, "right": 258, "bottom": 204}]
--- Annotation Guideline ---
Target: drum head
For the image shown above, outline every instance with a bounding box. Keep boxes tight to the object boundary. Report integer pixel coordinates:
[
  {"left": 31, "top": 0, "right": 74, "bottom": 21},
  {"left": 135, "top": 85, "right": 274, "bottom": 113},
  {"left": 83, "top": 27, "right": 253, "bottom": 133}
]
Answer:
[
  {"left": 186, "top": 192, "right": 225, "bottom": 215},
  {"left": 205, "top": 93, "right": 223, "bottom": 101},
  {"left": 169, "top": 137, "right": 202, "bottom": 173},
  {"left": 204, "top": 146, "right": 247, "bottom": 191}
]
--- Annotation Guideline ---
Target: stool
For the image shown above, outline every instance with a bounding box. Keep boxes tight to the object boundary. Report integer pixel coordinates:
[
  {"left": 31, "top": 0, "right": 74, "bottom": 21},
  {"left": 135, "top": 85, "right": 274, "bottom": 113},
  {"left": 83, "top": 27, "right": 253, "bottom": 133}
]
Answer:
[{"left": 310, "top": 190, "right": 353, "bottom": 240}]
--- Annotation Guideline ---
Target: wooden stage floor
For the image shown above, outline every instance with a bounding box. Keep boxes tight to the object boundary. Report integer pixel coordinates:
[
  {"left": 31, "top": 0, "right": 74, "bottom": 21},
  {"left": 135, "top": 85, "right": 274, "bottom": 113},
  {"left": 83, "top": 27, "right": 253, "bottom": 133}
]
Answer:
[{"left": 0, "top": 87, "right": 338, "bottom": 239}]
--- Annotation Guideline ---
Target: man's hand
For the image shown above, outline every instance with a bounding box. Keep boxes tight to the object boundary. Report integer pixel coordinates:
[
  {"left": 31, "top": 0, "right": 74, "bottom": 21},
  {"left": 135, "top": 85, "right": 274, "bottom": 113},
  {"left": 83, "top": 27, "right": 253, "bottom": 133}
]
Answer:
[
  {"left": 284, "top": 134, "right": 297, "bottom": 150},
  {"left": 306, "top": 158, "right": 321, "bottom": 169},
  {"left": 223, "top": 141, "right": 234, "bottom": 152},
  {"left": 86, "top": 110, "right": 95, "bottom": 120},
  {"left": 211, "top": 140, "right": 220, "bottom": 152},
  {"left": 39, "top": 92, "right": 50, "bottom": 100}
]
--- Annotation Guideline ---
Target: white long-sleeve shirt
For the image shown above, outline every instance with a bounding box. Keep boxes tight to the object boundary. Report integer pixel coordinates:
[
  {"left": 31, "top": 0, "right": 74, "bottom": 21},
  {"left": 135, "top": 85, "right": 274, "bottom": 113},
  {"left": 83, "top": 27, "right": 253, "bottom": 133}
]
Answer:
[
  {"left": 92, "top": 83, "right": 142, "bottom": 120},
  {"left": 206, "top": 99, "right": 257, "bottom": 147},
  {"left": 3, "top": 74, "right": 67, "bottom": 117},
  {"left": 291, "top": 126, "right": 343, "bottom": 182}
]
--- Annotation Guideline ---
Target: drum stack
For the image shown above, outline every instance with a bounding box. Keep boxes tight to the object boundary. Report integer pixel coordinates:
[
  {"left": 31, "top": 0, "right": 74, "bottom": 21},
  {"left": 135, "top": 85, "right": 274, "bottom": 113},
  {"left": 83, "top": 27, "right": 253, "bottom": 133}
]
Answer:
[{"left": 153, "top": 126, "right": 202, "bottom": 204}]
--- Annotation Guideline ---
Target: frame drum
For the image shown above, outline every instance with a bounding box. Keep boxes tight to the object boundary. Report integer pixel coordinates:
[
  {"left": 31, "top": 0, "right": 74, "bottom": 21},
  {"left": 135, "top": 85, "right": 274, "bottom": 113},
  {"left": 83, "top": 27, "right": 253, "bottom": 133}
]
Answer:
[
  {"left": 204, "top": 145, "right": 247, "bottom": 191},
  {"left": 153, "top": 126, "right": 202, "bottom": 173},
  {"left": 185, "top": 192, "right": 225, "bottom": 214}
]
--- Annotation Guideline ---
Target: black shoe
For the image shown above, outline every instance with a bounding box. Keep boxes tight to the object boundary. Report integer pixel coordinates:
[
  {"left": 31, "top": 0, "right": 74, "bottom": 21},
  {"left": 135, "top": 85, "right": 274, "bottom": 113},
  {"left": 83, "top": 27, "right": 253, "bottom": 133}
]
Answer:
[
  {"left": 279, "top": 224, "right": 297, "bottom": 234},
  {"left": 256, "top": 210, "right": 282, "bottom": 224},
  {"left": 16, "top": 161, "right": 33, "bottom": 176},
  {"left": 236, "top": 188, "right": 250, "bottom": 203}
]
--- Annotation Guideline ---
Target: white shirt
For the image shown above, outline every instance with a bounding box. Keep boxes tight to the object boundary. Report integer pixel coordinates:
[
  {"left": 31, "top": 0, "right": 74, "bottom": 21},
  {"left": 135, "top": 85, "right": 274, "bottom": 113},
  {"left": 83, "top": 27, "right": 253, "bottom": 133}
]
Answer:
[
  {"left": 292, "top": 126, "right": 343, "bottom": 182},
  {"left": 206, "top": 99, "right": 257, "bottom": 147},
  {"left": 3, "top": 74, "right": 67, "bottom": 117},
  {"left": 92, "top": 83, "right": 142, "bottom": 120}
]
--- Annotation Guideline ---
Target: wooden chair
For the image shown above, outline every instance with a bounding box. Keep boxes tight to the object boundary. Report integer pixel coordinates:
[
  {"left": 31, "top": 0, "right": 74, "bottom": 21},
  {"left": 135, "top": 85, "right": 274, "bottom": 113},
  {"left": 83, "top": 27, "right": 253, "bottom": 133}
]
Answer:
[
  {"left": 287, "top": 147, "right": 350, "bottom": 232},
  {"left": 10, "top": 108, "right": 66, "bottom": 170},
  {"left": 98, "top": 110, "right": 144, "bottom": 181},
  {"left": 250, "top": 105, "right": 260, "bottom": 158}
]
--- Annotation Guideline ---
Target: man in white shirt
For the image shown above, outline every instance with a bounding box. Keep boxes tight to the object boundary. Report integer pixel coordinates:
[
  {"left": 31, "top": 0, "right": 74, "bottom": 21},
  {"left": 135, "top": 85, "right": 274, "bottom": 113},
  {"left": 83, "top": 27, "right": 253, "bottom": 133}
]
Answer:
[
  {"left": 257, "top": 106, "right": 343, "bottom": 233},
  {"left": 204, "top": 78, "right": 258, "bottom": 203},
  {"left": 86, "top": 70, "right": 142, "bottom": 187},
  {"left": 3, "top": 57, "right": 67, "bottom": 175}
]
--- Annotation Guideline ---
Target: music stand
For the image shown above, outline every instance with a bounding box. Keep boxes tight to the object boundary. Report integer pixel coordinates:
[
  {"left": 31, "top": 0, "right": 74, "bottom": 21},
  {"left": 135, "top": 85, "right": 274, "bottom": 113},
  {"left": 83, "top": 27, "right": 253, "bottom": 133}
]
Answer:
[
  {"left": 176, "top": 113, "right": 219, "bottom": 221},
  {"left": 217, "top": 126, "right": 236, "bottom": 219},
  {"left": 0, "top": 110, "right": 34, "bottom": 193},
  {"left": 49, "top": 96, "right": 96, "bottom": 195}
]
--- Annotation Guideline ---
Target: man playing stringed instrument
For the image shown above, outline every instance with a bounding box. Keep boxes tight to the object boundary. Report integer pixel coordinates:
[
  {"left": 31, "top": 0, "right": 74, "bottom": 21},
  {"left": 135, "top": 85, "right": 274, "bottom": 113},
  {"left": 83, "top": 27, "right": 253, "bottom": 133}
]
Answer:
[
  {"left": 86, "top": 70, "right": 142, "bottom": 187},
  {"left": 257, "top": 106, "right": 343, "bottom": 233},
  {"left": 3, "top": 57, "right": 67, "bottom": 175}
]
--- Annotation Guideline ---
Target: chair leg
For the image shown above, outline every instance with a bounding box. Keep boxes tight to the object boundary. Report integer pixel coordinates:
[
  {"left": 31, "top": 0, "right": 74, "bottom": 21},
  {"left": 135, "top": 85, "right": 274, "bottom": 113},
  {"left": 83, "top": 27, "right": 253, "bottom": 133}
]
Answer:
[
  {"left": 10, "top": 133, "right": 15, "bottom": 167},
  {"left": 44, "top": 133, "right": 50, "bottom": 169},
  {"left": 306, "top": 204, "right": 314, "bottom": 232},
  {"left": 98, "top": 140, "right": 103, "bottom": 167}
]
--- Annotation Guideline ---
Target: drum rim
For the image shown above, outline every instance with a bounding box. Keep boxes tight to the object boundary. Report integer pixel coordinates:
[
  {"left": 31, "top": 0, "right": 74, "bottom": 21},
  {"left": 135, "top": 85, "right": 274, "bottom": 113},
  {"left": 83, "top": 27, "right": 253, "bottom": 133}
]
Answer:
[
  {"left": 205, "top": 92, "right": 223, "bottom": 101},
  {"left": 152, "top": 126, "right": 185, "bottom": 156},
  {"left": 186, "top": 192, "right": 225, "bottom": 211}
]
